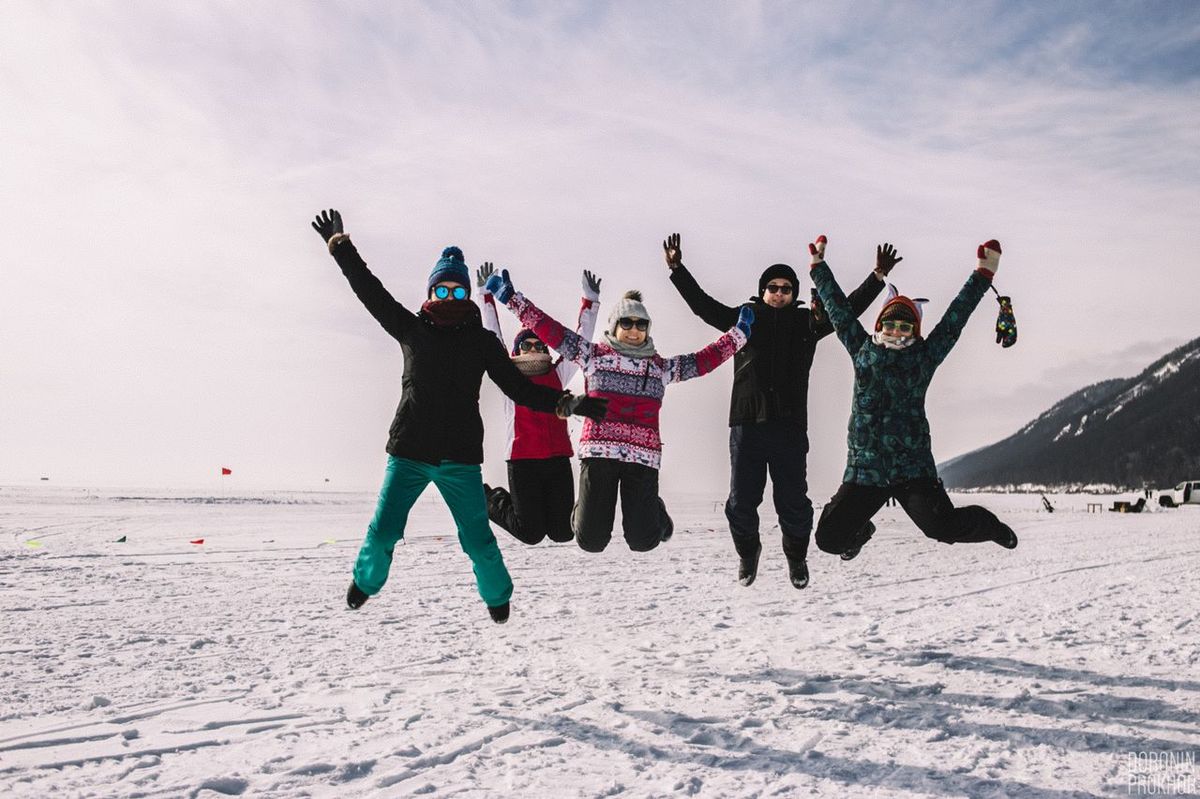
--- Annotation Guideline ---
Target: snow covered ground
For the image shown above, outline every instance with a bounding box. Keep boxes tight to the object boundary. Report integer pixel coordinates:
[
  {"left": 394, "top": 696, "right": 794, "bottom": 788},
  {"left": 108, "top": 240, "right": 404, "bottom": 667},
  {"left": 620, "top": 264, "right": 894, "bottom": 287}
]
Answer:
[{"left": 2, "top": 485, "right": 1198, "bottom": 798}]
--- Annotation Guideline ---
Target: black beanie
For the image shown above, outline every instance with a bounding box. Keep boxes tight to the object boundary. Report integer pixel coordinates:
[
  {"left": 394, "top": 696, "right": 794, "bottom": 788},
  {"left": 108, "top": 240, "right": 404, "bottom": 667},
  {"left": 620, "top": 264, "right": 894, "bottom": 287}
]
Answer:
[{"left": 758, "top": 263, "right": 799, "bottom": 297}]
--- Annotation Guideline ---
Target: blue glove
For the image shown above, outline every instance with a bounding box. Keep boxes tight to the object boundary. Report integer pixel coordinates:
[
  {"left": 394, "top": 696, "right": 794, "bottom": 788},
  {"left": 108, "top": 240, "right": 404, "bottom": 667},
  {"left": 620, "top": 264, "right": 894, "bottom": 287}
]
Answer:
[
  {"left": 485, "top": 268, "right": 515, "bottom": 304},
  {"left": 736, "top": 305, "right": 755, "bottom": 337}
]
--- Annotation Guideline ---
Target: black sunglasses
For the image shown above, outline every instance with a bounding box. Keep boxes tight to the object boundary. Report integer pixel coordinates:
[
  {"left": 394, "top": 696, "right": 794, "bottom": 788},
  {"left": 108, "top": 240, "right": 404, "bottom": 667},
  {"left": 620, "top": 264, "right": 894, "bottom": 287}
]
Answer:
[
  {"left": 518, "top": 339, "right": 548, "bottom": 353},
  {"left": 433, "top": 285, "right": 468, "bottom": 300},
  {"left": 617, "top": 317, "right": 649, "bottom": 331},
  {"left": 764, "top": 283, "right": 794, "bottom": 295}
]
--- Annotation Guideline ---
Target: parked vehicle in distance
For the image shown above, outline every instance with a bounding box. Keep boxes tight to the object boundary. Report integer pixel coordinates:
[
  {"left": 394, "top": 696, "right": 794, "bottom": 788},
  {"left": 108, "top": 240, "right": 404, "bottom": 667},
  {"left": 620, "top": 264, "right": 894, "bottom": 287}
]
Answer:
[{"left": 1158, "top": 480, "right": 1200, "bottom": 508}]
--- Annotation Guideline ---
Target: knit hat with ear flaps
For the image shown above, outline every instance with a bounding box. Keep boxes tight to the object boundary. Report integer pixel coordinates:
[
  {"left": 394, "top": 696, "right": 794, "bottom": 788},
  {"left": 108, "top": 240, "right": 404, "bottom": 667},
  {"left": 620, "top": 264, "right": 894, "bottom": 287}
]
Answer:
[
  {"left": 758, "top": 263, "right": 799, "bottom": 297},
  {"left": 608, "top": 290, "right": 651, "bottom": 336},
  {"left": 875, "top": 283, "right": 924, "bottom": 337},
  {"left": 428, "top": 246, "right": 471, "bottom": 297}
]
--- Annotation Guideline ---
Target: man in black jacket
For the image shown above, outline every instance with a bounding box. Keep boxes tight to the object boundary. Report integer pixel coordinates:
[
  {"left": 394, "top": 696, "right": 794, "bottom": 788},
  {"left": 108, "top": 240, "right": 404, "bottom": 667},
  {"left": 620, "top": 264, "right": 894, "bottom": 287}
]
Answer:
[
  {"left": 664, "top": 233, "right": 896, "bottom": 589},
  {"left": 312, "top": 209, "right": 606, "bottom": 624}
]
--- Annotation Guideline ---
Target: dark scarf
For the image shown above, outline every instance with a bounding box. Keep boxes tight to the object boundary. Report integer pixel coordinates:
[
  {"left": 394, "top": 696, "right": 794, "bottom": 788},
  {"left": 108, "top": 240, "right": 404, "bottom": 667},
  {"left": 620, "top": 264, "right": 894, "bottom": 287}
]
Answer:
[{"left": 420, "top": 299, "right": 481, "bottom": 328}]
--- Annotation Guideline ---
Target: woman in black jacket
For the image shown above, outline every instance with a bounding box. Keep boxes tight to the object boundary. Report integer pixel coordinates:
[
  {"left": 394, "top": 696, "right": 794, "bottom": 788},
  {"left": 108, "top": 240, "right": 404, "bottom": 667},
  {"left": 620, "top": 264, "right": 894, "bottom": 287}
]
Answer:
[{"left": 311, "top": 209, "right": 606, "bottom": 624}]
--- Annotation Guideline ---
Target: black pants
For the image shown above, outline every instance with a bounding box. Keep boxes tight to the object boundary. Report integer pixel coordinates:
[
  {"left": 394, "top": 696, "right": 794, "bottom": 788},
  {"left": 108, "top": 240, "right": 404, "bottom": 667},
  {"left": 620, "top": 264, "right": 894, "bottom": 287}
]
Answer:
[
  {"left": 814, "top": 477, "right": 1013, "bottom": 555},
  {"left": 724, "top": 421, "right": 813, "bottom": 561},
  {"left": 486, "top": 457, "right": 575, "bottom": 545},
  {"left": 574, "top": 458, "right": 672, "bottom": 552}
]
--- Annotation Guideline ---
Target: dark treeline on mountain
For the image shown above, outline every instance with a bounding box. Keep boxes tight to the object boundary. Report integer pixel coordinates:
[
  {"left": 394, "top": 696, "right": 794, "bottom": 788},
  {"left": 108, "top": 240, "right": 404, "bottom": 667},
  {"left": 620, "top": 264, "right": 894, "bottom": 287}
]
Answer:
[{"left": 940, "top": 337, "right": 1200, "bottom": 490}]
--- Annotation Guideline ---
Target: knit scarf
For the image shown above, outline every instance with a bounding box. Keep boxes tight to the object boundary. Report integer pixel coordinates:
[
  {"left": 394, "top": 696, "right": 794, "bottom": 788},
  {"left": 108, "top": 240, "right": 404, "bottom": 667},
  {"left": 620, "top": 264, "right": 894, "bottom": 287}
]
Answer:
[
  {"left": 512, "top": 352, "right": 553, "bottom": 376},
  {"left": 604, "top": 331, "right": 657, "bottom": 358},
  {"left": 872, "top": 331, "right": 916, "bottom": 351},
  {"left": 420, "top": 299, "right": 479, "bottom": 328}
]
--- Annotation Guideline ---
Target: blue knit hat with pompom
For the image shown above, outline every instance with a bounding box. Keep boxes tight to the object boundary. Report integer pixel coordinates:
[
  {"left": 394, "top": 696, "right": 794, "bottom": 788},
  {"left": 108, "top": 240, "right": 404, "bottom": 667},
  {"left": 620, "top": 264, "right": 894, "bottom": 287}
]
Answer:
[{"left": 428, "top": 246, "right": 470, "bottom": 297}]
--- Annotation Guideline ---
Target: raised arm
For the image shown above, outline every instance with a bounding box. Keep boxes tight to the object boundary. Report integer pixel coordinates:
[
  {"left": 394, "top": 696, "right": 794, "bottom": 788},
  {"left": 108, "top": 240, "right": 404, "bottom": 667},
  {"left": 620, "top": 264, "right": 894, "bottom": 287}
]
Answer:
[
  {"left": 809, "top": 243, "right": 895, "bottom": 341},
  {"left": 486, "top": 269, "right": 595, "bottom": 367},
  {"left": 924, "top": 240, "right": 1001, "bottom": 367},
  {"left": 475, "top": 262, "right": 504, "bottom": 343},
  {"left": 556, "top": 270, "right": 602, "bottom": 384},
  {"left": 662, "top": 306, "right": 753, "bottom": 384},
  {"left": 312, "top": 209, "right": 416, "bottom": 342},
  {"left": 663, "top": 233, "right": 741, "bottom": 331},
  {"left": 808, "top": 236, "right": 869, "bottom": 355}
]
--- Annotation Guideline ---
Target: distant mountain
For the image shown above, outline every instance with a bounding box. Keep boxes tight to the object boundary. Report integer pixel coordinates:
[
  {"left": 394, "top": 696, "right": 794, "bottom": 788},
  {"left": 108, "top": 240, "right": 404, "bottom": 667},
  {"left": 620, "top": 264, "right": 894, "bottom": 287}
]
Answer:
[{"left": 940, "top": 337, "right": 1200, "bottom": 491}]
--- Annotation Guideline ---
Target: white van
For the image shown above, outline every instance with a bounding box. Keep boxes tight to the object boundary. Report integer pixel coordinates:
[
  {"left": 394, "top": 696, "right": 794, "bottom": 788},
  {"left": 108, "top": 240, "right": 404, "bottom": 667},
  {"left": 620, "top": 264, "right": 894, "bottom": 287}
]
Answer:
[{"left": 1159, "top": 480, "right": 1200, "bottom": 507}]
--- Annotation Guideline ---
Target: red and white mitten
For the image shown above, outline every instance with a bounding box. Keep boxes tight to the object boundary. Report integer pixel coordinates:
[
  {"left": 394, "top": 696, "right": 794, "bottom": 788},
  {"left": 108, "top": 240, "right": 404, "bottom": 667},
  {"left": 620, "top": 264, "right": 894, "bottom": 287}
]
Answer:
[
  {"left": 808, "top": 235, "right": 828, "bottom": 267},
  {"left": 976, "top": 239, "right": 1001, "bottom": 276}
]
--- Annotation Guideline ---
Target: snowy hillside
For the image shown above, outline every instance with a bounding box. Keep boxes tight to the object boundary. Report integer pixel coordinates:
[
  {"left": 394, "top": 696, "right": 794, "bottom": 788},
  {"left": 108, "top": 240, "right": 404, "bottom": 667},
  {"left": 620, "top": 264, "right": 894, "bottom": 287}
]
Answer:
[
  {"left": 2, "top": 486, "right": 1198, "bottom": 797},
  {"left": 941, "top": 336, "right": 1200, "bottom": 490}
]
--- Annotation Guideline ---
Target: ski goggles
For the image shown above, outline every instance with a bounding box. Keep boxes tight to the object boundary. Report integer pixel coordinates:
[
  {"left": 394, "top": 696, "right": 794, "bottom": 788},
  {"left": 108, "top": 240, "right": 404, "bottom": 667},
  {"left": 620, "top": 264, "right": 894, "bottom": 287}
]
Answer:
[
  {"left": 616, "top": 317, "right": 650, "bottom": 331},
  {"left": 432, "top": 285, "right": 469, "bottom": 300},
  {"left": 879, "top": 320, "right": 915, "bottom": 334},
  {"left": 518, "top": 339, "right": 548, "bottom": 353},
  {"left": 764, "top": 283, "right": 794, "bottom": 295}
]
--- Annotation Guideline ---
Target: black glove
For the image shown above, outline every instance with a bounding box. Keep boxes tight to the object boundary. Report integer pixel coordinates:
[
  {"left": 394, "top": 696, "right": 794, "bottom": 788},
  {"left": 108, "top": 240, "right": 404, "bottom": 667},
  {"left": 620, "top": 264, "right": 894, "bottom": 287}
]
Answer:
[
  {"left": 876, "top": 242, "right": 903, "bottom": 276},
  {"left": 556, "top": 393, "right": 609, "bottom": 421},
  {"left": 311, "top": 209, "right": 344, "bottom": 243},
  {"left": 995, "top": 295, "right": 1017, "bottom": 348}
]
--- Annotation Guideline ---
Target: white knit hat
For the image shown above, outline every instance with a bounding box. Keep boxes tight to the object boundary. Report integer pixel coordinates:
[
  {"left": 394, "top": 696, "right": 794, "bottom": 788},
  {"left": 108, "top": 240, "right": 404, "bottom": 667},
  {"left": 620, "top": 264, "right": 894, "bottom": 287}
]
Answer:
[{"left": 608, "top": 289, "right": 651, "bottom": 335}]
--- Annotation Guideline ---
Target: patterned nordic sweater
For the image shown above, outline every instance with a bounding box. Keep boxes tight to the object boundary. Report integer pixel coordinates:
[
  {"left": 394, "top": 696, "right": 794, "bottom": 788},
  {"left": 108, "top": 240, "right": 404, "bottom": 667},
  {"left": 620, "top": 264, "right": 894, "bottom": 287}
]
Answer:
[
  {"left": 811, "top": 260, "right": 991, "bottom": 487},
  {"left": 507, "top": 292, "right": 747, "bottom": 469}
]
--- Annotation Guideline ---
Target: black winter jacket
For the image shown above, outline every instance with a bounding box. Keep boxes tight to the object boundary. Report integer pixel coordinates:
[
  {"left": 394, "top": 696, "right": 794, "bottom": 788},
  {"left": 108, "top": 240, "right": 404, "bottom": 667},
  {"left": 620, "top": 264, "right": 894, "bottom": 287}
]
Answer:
[
  {"left": 332, "top": 239, "right": 562, "bottom": 465},
  {"left": 669, "top": 265, "right": 884, "bottom": 426}
]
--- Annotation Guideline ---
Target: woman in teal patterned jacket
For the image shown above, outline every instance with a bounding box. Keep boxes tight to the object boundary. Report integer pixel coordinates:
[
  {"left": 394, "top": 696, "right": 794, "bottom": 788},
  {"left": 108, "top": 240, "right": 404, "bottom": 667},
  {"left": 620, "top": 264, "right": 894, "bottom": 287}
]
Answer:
[{"left": 808, "top": 236, "right": 1018, "bottom": 560}]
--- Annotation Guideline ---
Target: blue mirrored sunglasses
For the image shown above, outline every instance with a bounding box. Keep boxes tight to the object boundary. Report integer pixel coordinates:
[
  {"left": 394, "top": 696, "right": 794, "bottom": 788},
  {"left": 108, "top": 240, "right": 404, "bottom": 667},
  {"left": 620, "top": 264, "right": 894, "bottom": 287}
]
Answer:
[{"left": 433, "top": 285, "right": 468, "bottom": 300}]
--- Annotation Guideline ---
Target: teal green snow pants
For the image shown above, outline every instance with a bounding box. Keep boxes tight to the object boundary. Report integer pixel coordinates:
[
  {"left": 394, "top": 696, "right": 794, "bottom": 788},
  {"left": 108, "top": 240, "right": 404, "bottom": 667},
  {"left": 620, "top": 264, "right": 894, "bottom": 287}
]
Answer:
[{"left": 353, "top": 456, "right": 513, "bottom": 608}]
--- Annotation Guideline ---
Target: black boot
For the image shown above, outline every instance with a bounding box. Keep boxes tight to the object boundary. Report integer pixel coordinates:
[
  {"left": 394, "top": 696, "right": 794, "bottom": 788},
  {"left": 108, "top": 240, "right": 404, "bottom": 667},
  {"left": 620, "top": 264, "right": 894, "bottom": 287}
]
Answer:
[
  {"left": 488, "top": 602, "right": 510, "bottom": 624},
  {"left": 346, "top": 581, "right": 369, "bottom": 610},
  {"left": 658, "top": 497, "right": 674, "bottom": 543},
  {"left": 993, "top": 524, "right": 1018, "bottom": 549},
  {"left": 840, "top": 521, "right": 876, "bottom": 561},
  {"left": 735, "top": 538, "right": 762, "bottom": 587},
  {"left": 781, "top": 536, "right": 810, "bottom": 589}
]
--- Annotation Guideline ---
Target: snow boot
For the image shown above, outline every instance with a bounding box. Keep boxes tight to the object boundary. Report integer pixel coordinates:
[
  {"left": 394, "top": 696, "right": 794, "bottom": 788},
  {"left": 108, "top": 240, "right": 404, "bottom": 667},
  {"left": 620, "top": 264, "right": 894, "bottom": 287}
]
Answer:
[
  {"left": 736, "top": 540, "right": 762, "bottom": 587},
  {"left": 840, "top": 521, "right": 876, "bottom": 561},
  {"left": 993, "top": 524, "right": 1018, "bottom": 549},
  {"left": 780, "top": 535, "right": 810, "bottom": 589},
  {"left": 488, "top": 602, "right": 510, "bottom": 624},
  {"left": 658, "top": 497, "right": 674, "bottom": 543},
  {"left": 346, "top": 581, "right": 369, "bottom": 610}
]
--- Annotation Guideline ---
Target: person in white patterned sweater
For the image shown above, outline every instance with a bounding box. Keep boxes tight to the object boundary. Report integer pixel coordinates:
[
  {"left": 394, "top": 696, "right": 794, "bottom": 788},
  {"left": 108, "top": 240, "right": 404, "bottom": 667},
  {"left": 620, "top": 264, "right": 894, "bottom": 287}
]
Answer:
[{"left": 486, "top": 268, "right": 754, "bottom": 552}]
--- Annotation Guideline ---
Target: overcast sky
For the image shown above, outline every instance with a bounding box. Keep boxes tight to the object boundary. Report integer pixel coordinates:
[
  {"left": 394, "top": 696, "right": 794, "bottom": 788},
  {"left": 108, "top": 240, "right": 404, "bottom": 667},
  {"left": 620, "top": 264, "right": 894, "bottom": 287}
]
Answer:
[{"left": 3, "top": 1, "right": 1198, "bottom": 499}]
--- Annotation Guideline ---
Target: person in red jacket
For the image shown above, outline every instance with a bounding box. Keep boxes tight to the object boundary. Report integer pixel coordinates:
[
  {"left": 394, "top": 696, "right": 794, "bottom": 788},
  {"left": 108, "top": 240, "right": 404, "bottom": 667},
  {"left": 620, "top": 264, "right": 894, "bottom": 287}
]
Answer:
[{"left": 476, "top": 263, "right": 602, "bottom": 544}]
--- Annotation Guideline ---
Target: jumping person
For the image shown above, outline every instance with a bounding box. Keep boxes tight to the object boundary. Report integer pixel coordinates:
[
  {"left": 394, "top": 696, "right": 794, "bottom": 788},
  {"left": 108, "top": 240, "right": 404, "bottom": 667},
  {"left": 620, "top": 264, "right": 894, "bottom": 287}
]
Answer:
[
  {"left": 808, "top": 235, "right": 1019, "bottom": 559},
  {"left": 476, "top": 262, "right": 602, "bottom": 545},
  {"left": 485, "top": 267, "right": 753, "bottom": 552},
  {"left": 663, "top": 233, "right": 891, "bottom": 589},
  {"left": 311, "top": 209, "right": 607, "bottom": 624}
]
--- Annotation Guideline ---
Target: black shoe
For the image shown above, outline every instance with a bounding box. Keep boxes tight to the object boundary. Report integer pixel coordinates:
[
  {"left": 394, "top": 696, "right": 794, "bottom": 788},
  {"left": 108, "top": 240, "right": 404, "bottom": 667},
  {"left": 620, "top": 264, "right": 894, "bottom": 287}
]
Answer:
[
  {"left": 488, "top": 602, "right": 510, "bottom": 624},
  {"left": 658, "top": 498, "right": 674, "bottom": 543},
  {"left": 346, "top": 581, "right": 369, "bottom": 610},
  {"left": 787, "top": 558, "right": 810, "bottom": 590},
  {"left": 738, "top": 542, "right": 762, "bottom": 587},
  {"left": 840, "top": 521, "right": 876, "bottom": 561},
  {"left": 994, "top": 525, "right": 1018, "bottom": 549}
]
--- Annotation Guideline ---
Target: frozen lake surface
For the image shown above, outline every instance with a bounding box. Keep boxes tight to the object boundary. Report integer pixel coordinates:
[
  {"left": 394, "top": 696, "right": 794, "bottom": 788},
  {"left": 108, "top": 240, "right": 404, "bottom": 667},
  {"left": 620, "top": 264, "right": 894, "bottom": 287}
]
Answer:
[{"left": 2, "top": 486, "right": 1198, "bottom": 797}]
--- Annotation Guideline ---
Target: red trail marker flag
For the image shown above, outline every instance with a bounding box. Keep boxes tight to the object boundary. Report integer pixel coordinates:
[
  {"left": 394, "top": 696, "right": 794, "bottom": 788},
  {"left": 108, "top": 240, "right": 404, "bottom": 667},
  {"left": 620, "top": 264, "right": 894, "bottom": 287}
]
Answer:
[{"left": 220, "top": 467, "right": 232, "bottom": 476}]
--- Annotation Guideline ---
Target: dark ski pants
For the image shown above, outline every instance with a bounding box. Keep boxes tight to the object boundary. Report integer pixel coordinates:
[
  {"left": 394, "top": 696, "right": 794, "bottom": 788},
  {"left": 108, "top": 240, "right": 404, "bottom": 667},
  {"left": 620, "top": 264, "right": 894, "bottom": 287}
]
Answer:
[
  {"left": 573, "top": 457, "right": 672, "bottom": 552},
  {"left": 486, "top": 457, "right": 575, "bottom": 545},
  {"left": 815, "top": 477, "right": 1013, "bottom": 555},
  {"left": 724, "top": 421, "right": 814, "bottom": 561},
  {"left": 353, "top": 456, "right": 512, "bottom": 608}
]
